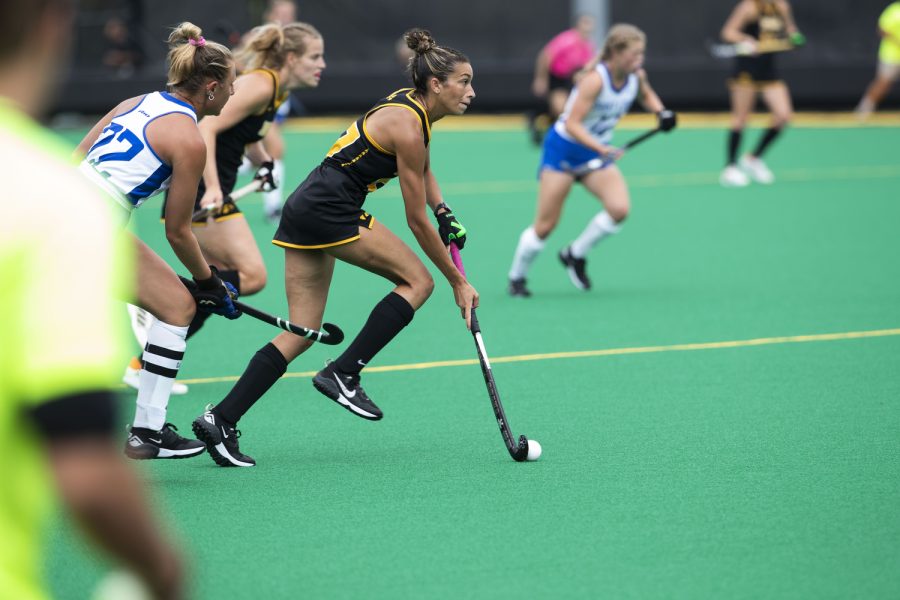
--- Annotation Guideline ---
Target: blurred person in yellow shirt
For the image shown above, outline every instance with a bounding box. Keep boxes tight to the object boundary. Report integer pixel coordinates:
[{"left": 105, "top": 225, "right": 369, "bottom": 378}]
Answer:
[
  {"left": 0, "top": 0, "right": 183, "bottom": 598},
  {"left": 856, "top": 2, "right": 900, "bottom": 118}
]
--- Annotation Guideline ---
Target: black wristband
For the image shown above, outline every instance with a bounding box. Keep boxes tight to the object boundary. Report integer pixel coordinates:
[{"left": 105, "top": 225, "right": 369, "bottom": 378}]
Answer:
[
  {"left": 194, "top": 265, "right": 222, "bottom": 290},
  {"left": 433, "top": 202, "right": 451, "bottom": 217}
]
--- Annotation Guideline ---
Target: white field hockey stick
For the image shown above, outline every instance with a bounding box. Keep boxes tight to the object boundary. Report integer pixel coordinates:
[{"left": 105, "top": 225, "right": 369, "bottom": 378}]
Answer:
[
  {"left": 192, "top": 179, "right": 264, "bottom": 220},
  {"left": 563, "top": 126, "right": 664, "bottom": 178},
  {"left": 707, "top": 38, "right": 795, "bottom": 59}
]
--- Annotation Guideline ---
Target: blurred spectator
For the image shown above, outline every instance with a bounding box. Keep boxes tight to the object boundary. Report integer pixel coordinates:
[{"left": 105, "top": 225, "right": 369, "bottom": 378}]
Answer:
[
  {"left": 0, "top": 0, "right": 183, "bottom": 598},
  {"left": 266, "top": 0, "right": 298, "bottom": 25},
  {"left": 855, "top": 2, "right": 900, "bottom": 119},
  {"left": 528, "top": 15, "right": 597, "bottom": 144},
  {"left": 102, "top": 15, "right": 144, "bottom": 77}
]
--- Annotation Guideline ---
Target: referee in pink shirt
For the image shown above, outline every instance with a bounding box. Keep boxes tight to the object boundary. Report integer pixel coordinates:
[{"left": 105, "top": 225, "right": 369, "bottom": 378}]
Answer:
[{"left": 529, "top": 15, "right": 597, "bottom": 143}]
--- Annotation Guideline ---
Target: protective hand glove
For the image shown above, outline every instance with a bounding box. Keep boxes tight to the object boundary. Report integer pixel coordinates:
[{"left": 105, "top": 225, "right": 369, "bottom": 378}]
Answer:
[
  {"left": 191, "top": 267, "right": 241, "bottom": 319},
  {"left": 789, "top": 32, "right": 806, "bottom": 47},
  {"left": 434, "top": 203, "right": 467, "bottom": 249},
  {"left": 253, "top": 160, "right": 277, "bottom": 192},
  {"left": 657, "top": 110, "right": 677, "bottom": 132}
]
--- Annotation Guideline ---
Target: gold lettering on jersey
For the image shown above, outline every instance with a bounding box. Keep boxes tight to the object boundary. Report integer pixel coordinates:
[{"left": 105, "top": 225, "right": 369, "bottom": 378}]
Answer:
[
  {"left": 327, "top": 124, "right": 362, "bottom": 158},
  {"left": 258, "top": 121, "right": 272, "bottom": 138},
  {"left": 341, "top": 148, "right": 368, "bottom": 167}
]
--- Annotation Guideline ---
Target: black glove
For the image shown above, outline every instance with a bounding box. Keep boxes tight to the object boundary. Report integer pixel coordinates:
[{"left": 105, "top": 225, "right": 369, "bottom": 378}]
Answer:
[
  {"left": 434, "top": 203, "right": 467, "bottom": 249},
  {"left": 657, "top": 110, "right": 677, "bottom": 132},
  {"left": 253, "top": 160, "right": 277, "bottom": 192},
  {"left": 190, "top": 267, "right": 241, "bottom": 319}
]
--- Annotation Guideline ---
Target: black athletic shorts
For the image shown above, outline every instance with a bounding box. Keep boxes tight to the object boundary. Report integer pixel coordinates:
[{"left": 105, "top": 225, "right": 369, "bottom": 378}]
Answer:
[
  {"left": 273, "top": 164, "right": 375, "bottom": 250},
  {"left": 549, "top": 73, "right": 574, "bottom": 93},
  {"left": 730, "top": 54, "right": 781, "bottom": 87}
]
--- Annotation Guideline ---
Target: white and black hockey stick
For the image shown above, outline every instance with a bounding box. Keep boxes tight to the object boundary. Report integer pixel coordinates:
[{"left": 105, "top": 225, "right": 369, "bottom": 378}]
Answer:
[
  {"left": 563, "top": 126, "right": 664, "bottom": 177},
  {"left": 192, "top": 179, "right": 264, "bottom": 220},
  {"left": 233, "top": 301, "right": 345, "bottom": 345},
  {"left": 450, "top": 243, "right": 539, "bottom": 462}
]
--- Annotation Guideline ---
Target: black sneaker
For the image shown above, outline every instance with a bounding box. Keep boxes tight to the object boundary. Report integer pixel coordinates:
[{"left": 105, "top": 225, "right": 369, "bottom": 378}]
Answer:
[
  {"left": 125, "top": 423, "right": 205, "bottom": 460},
  {"left": 312, "top": 361, "right": 383, "bottom": 421},
  {"left": 559, "top": 246, "right": 591, "bottom": 290},
  {"left": 508, "top": 278, "right": 532, "bottom": 298},
  {"left": 192, "top": 407, "right": 256, "bottom": 467}
]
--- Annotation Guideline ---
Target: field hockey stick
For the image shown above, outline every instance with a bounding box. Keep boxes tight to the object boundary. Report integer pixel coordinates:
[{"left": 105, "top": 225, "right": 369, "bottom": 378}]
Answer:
[
  {"left": 233, "top": 300, "right": 345, "bottom": 345},
  {"left": 192, "top": 179, "right": 264, "bottom": 220},
  {"left": 450, "top": 243, "right": 540, "bottom": 462},
  {"left": 567, "top": 126, "right": 664, "bottom": 177},
  {"left": 707, "top": 38, "right": 795, "bottom": 59}
]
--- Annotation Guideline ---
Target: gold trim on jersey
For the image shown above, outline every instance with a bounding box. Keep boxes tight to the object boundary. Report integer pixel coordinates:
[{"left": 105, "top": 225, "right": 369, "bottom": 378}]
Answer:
[
  {"left": 271, "top": 215, "right": 376, "bottom": 249},
  {"left": 246, "top": 68, "right": 286, "bottom": 114}
]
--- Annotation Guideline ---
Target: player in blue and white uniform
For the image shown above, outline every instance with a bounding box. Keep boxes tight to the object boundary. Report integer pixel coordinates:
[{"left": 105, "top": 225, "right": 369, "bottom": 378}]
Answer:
[
  {"left": 508, "top": 24, "right": 676, "bottom": 297},
  {"left": 75, "top": 22, "right": 240, "bottom": 460}
]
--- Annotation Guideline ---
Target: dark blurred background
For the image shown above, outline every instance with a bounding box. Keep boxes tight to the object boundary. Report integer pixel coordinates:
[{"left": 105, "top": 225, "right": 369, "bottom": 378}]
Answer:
[{"left": 58, "top": 0, "right": 893, "bottom": 117}]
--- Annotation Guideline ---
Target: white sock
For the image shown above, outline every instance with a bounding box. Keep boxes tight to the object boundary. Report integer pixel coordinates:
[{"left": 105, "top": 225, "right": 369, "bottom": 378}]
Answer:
[
  {"left": 133, "top": 320, "right": 188, "bottom": 431},
  {"left": 237, "top": 155, "right": 253, "bottom": 176},
  {"left": 509, "top": 226, "right": 546, "bottom": 280},
  {"left": 263, "top": 159, "right": 285, "bottom": 214},
  {"left": 570, "top": 212, "right": 620, "bottom": 259}
]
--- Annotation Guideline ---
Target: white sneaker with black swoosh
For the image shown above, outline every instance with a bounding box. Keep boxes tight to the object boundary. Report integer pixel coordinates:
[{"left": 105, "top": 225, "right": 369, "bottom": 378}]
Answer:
[
  {"left": 124, "top": 423, "right": 205, "bottom": 460},
  {"left": 191, "top": 406, "right": 256, "bottom": 467},
  {"left": 312, "top": 361, "right": 383, "bottom": 421}
]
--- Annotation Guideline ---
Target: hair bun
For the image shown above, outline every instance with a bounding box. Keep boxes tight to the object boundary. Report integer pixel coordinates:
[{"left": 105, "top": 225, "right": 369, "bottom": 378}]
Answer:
[{"left": 405, "top": 29, "right": 435, "bottom": 54}]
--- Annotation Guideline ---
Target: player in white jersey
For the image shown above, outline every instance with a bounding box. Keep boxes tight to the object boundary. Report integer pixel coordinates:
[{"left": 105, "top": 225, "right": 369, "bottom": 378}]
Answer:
[
  {"left": 508, "top": 24, "right": 676, "bottom": 296},
  {"left": 75, "top": 22, "right": 241, "bottom": 461}
]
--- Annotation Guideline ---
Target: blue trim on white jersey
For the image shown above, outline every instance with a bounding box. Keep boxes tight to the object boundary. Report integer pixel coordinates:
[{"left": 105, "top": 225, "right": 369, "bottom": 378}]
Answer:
[
  {"left": 160, "top": 91, "right": 197, "bottom": 114},
  {"left": 129, "top": 162, "right": 173, "bottom": 201}
]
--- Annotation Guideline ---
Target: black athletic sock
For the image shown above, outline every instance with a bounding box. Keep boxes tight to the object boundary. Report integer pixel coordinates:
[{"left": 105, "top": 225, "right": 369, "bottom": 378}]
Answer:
[
  {"left": 215, "top": 342, "right": 287, "bottom": 425},
  {"left": 334, "top": 292, "right": 415, "bottom": 376},
  {"left": 752, "top": 126, "right": 783, "bottom": 158},
  {"left": 727, "top": 129, "right": 743, "bottom": 165},
  {"left": 186, "top": 269, "right": 241, "bottom": 340}
]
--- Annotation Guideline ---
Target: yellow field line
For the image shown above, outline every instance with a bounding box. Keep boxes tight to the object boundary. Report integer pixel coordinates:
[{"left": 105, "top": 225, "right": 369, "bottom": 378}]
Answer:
[
  {"left": 284, "top": 111, "right": 900, "bottom": 133},
  {"left": 167, "top": 327, "right": 900, "bottom": 387},
  {"left": 232, "top": 163, "right": 900, "bottom": 209}
]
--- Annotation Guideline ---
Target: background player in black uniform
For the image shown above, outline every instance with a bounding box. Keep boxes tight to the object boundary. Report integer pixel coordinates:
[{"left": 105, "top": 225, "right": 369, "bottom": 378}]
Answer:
[
  {"left": 719, "top": 0, "right": 804, "bottom": 187},
  {"left": 191, "top": 29, "right": 478, "bottom": 467},
  {"left": 125, "top": 21, "right": 325, "bottom": 383}
]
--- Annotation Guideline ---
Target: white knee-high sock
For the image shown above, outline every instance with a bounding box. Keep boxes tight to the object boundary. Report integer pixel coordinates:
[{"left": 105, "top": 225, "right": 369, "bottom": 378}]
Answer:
[
  {"left": 133, "top": 320, "right": 188, "bottom": 431},
  {"left": 569, "top": 212, "right": 621, "bottom": 259},
  {"left": 509, "top": 226, "right": 546, "bottom": 280},
  {"left": 263, "top": 159, "right": 285, "bottom": 214}
]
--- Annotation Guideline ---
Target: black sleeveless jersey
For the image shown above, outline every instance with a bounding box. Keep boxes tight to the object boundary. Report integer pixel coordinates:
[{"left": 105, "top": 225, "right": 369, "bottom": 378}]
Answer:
[
  {"left": 214, "top": 68, "right": 287, "bottom": 192},
  {"left": 742, "top": 0, "right": 788, "bottom": 44},
  {"left": 322, "top": 88, "right": 431, "bottom": 194}
]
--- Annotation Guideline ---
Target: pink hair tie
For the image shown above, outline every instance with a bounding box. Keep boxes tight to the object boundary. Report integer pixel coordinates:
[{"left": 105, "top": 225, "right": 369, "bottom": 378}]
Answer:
[{"left": 188, "top": 36, "right": 206, "bottom": 47}]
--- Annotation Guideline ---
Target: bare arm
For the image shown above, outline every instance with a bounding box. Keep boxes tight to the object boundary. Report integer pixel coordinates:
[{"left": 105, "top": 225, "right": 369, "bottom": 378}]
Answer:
[
  {"left": 149, "top": 117, "right": 213, "bottom": 280},
  {"left": 721, "top": 1, "right": 756, "bottom": 44},
  {"left": 394, "top": 120, "right": 478, "bottom": 326},
  {"left": 777, "top": 0, "right": 799, "bottom": 35},
  {"left": 636, "top": 69, "right": 665, "bottom": 113},
  {"left": 49, "top": 436, "right": 183, "bottom": 600},
  {"left": 244, "top": 140, "right": 272, "bottom": 166},
  {"left": 423, "top": 155, "right": 445, "bottom": 212},
  {"left": 562, "top": 71, "right": 617, "bottom": 155},
  {"left": 532, "top": 47, "right": 551, "bottom": 97}
]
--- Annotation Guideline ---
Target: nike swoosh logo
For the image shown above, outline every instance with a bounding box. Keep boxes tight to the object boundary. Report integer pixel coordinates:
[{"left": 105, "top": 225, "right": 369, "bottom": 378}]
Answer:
[
  {"left": 149, "top": 438, "right": 162, "bottom": 444},
  {"left": 221, "top": 427, "right": 230, "bottom": 439},
  {"left": 333, "top": 374, "right": 356, "bottom": 399}
]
